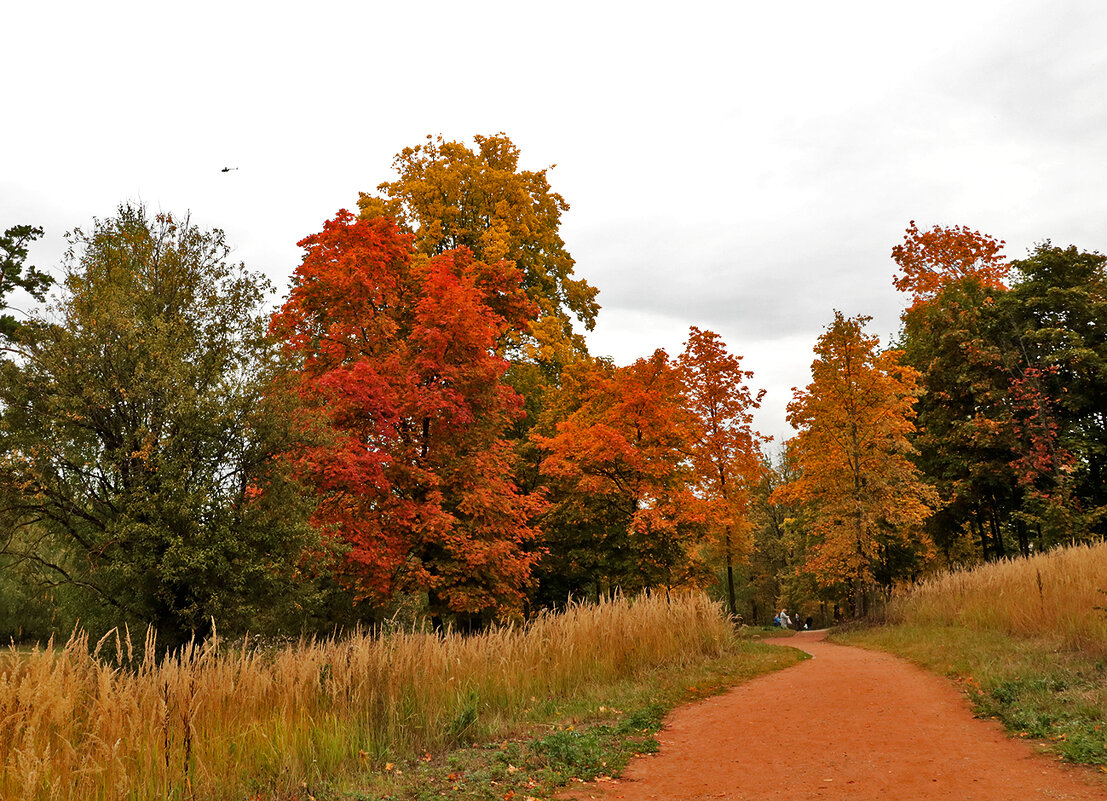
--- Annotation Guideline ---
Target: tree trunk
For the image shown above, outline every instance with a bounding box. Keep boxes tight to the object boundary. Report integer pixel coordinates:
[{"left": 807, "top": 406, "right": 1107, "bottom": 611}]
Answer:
[
  {"left": 988, "top": 499, "right": 1007, "bottom": 558},
  {"left": 1016, "top": 518, "right": 1030, "bottom": 557},
  {"left": 724, "top": 526, "right": 737, "bottom": 617},
  {"left": 972, "top": 506, "right": 990, "bottom": 560}
]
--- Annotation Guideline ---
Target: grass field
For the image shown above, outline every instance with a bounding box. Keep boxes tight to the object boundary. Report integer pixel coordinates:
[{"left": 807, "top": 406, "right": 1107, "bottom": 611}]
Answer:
[
  {"left": 885, "top": 541, "right": 1107, "bottom": 650},
  {"left": 0, "top": 593, "right": 803, "bottom": 800},
  {"left": 835, "top": 541, "right": 1107, "bottom": 766}
]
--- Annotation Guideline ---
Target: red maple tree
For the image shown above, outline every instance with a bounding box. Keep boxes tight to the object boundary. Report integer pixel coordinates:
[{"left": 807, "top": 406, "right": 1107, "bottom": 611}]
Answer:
[
  {"left": 677, "top": 327, "right": 766, "bottom": 616},
  {"left": 271, "top": 210, "right": 543, "bottom": 619}
]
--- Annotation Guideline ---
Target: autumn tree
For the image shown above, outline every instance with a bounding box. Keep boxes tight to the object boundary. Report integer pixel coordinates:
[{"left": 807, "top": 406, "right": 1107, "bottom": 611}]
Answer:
[
  {"left": 0, "top": 206, "right": 319, "bottom": 646},
  {"left": 271, "top": 210, "right": 542, "bottom": 623},
  {"left": 534, "top": 351, "right": 706, "bottom": 599},
  {"left": 677, "top": 326, "right": 765, "bottom": 616},
  {"left": 890, "top": 223, "right": 1105, "bottom": 559},
  {"left": 891, "top": 220, "right": 1009, "bottom": 309},
  {"left": 358, "top": 133, "right": 599, "bottom": 372},
  {"left": 774, "top": 312, "right": 936, "bottom": 614}
]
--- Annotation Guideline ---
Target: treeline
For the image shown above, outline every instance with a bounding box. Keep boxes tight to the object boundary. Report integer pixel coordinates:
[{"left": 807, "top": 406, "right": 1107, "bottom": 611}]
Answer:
[
  {"left": 0, "top": 135, "right": 765, "bottom": 646},
  {"left": 1, "top": 135, "right": 1104, "bottom": 644},
  {"left": 758, "top": 223, "right": 1107, "bottom": 619}
]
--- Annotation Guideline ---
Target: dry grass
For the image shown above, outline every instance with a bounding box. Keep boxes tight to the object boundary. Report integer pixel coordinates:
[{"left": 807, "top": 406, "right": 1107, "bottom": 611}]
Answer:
[
  {"left": 890, "top": 541, "right": 1107, "bottom": 651},
  {"left": 0, "top": 592, "right": 738, "bottom": 800}
]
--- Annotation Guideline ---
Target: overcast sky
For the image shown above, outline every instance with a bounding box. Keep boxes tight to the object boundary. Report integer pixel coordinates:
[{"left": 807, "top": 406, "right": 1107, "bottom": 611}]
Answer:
[{"left": 4, "top": 1, "right": 1105, "bottom": 443}]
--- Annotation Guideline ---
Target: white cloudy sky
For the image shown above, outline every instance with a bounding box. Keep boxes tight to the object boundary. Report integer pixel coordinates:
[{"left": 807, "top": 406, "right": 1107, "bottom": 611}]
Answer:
[{"left": 3, "top": 1, "right": 1105, "bottom": 443}]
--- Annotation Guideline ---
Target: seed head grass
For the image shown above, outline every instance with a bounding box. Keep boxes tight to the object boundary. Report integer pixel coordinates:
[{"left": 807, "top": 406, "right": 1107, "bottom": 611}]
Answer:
[
  {"left": 888, "top": 541, "right": 1107, "bottom": 652},
  {"left": 0, "top": 592, "right": 751, "bottom": 800}
]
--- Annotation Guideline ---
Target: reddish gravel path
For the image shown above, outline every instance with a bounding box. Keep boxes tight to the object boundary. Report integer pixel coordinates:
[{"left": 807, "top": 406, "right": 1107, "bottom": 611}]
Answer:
[{"left": 570, "top": 630, "right": 1107, "bottom": 801}]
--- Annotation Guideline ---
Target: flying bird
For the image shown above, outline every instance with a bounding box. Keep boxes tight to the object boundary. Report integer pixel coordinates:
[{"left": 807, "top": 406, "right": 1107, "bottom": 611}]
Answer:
[{"left": 221, "top": 166, "right": 238, "bottom": 173}]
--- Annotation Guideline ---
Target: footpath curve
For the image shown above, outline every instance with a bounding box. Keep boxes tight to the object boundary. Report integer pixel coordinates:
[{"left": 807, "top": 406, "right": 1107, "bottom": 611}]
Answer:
[{"left": 573, "top": 629, "right": 1107, "bottom": 801}]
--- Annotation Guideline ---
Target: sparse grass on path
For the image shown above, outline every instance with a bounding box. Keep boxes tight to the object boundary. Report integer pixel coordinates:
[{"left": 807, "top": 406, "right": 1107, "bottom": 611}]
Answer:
[
  {"left": 339, "top": 638, "right": 803, "bottom": 800},
  {"left": 834, "top": 623, "right": 1107, "bottom": 767},
  {"left": 833, "top": 541, "right": 1107, "bottom": 768}
]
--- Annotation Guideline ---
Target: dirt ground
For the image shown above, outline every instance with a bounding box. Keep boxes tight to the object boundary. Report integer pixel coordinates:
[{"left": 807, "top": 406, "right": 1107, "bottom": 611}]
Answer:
[{"left": 565, "top": 629, "right": 1107, "bottom": 801}]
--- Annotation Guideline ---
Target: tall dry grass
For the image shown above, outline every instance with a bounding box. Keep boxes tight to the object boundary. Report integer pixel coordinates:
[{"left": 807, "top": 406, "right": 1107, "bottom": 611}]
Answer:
[
  {"left": 891, "top": 541, "right": 1107, "bottom": 650},
  {"left": 0, "top": 592, "right": 733, "bottom": 800}
]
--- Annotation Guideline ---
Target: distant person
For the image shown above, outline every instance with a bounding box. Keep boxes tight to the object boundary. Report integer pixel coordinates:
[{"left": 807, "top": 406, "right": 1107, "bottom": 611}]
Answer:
[
  {"left": 806, "top": 616, "right": 814, "bottom": 630},
  {"left": 778, "top": 609, "right": 791, "bottom": 629}
]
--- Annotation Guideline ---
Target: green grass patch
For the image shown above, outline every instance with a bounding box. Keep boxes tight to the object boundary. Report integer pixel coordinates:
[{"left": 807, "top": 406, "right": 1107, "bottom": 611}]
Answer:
[
  {"left": 833, "top": 623, "right": 1107, "bottom": 766},
  {"left": 315, "top": 639, "right": 805, "bottom": 800}
]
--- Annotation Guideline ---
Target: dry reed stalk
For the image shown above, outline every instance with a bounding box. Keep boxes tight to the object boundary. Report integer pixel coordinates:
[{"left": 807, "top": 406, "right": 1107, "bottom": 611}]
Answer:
[
  {"left": 891, "top": 541, "right": 1107, "bottom": 650},
  {"left": 0, "top": 592, "right": 733, "bottom": 801}
]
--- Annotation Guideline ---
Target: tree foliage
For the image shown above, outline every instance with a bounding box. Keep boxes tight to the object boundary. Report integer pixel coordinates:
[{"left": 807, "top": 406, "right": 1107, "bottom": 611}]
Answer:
[
  {"left": 894, "top": 223, "right": 1107, "bottom": 559},
  {"left": 10, "top": 171, "right": 1107, "bottom": 641},
  {"left": 898, "top": 275, "right": 1020, "bottom": 561},
  {"left": 0, "top": 224, "right": 52, "bottom": 341},
  {"left": 775, "top": 312, "right": 936, "bottom": 610},
  {"left": 677, "top": 326, "right": 765, "bottom": 615},
  {"left": 358, "top": 133, "right": 599, "bottom": 371},
  {"left": 0, "top": 205, "right": 318, "bottom": 646},
  {"left": 271, "top": 210, "right": 543, "bottom": 622},
  {"left": 535, "top": 351, "right": 706, "bottom": 596},
  {"left": 999, "top": 243, "right": 1107, "bottom": 539},
  {"left": 891, "top": 220, "right": 1009, "bottom": 309}
]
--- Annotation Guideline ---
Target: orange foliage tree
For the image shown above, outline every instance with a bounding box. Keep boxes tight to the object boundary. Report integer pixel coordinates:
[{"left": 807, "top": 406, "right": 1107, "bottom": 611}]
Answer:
[
  {"left": 534, "top": 351, "right": 707, "bottom": 595},
  {"left": 774, "top": 312, "right": 936, "bottom": 614},
  {"left": 270, "top": 210, "right": 544, "bottom": 622},
  {"left": 891, "top": 220, "right": 1009, "bottom": 309},
  {"left": 677, "top": 327, "right": 766, "bottom": 616}
]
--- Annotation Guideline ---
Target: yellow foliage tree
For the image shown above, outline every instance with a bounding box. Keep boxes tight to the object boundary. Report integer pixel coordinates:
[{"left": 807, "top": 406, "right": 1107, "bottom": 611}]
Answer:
[
  {"left": 358, "top": 133, "right": 599, "bottom": 373},
  {"left": 774, "top": 312, "right": 937, "bottom": 614}
]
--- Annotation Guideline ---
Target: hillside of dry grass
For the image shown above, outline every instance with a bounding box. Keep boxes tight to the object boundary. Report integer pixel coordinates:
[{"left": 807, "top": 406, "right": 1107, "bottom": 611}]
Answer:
[{"left": 889, "top": 541, "right": 1107, "bottom": 650}]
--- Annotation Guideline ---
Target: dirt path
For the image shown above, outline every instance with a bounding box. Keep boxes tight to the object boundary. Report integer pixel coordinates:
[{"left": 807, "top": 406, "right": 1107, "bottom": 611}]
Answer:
[{"left": 569, "top": 630, "right": 1107, "bottom": 801}]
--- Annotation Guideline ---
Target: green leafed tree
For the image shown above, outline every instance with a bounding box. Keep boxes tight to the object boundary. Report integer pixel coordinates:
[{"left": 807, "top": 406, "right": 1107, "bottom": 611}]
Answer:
[
  {"left": 893, "top": 224, "right": 1107, "bottom": 557},
  {"left": 898, "top": 276, "right": 1021, "bottom": 562},
  {"left": 0, "top": 224, "right": 52, "bottom": 341},
  {"left": 998, "top": 243, "right": 1107, "bottom": 541},
  {"left": 0, "top": 205, "right": 321, "bottom": 647}
]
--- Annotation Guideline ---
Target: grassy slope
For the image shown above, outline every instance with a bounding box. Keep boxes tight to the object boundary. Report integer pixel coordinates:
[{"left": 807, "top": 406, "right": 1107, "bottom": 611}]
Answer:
[{"left": 834, "top": 623, "right": 1107, "bottom": 767}]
